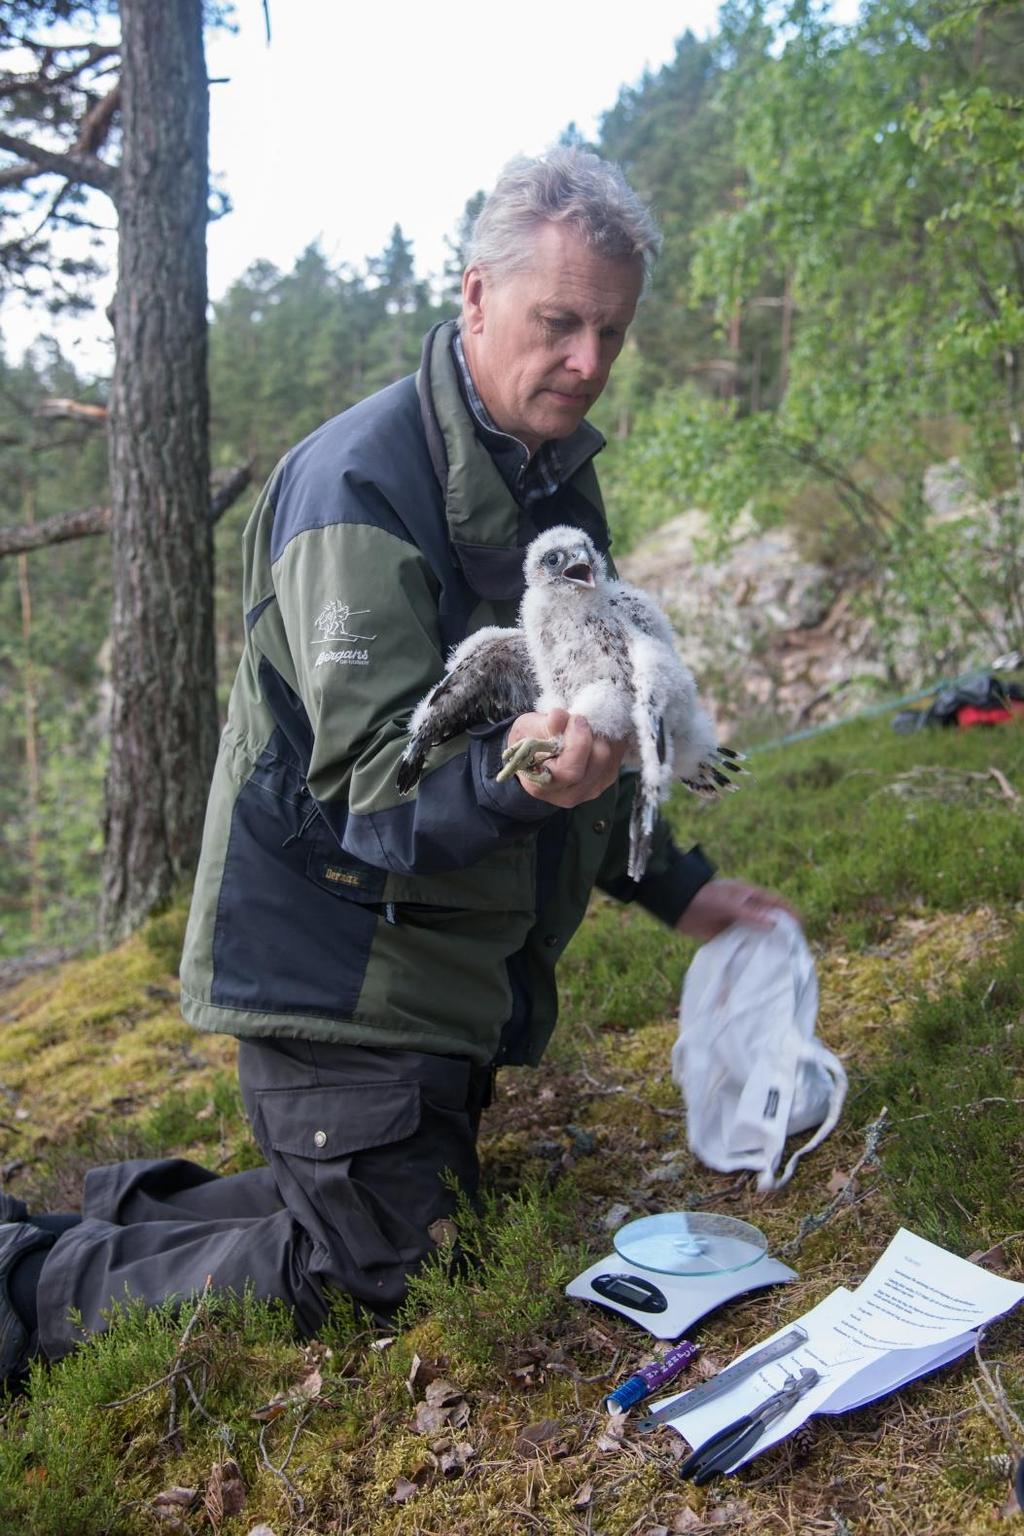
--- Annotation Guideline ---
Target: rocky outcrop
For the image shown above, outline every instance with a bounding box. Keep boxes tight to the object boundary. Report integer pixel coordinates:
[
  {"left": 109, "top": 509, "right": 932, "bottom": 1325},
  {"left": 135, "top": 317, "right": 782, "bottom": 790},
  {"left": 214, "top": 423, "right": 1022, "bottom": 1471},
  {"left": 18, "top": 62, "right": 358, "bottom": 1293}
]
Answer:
[
  {"left": 617, "top": 465, "right": 1019, "bottom": 733},
  {"left": 618, "top": 511, "right": 876, "bottom": 731}
]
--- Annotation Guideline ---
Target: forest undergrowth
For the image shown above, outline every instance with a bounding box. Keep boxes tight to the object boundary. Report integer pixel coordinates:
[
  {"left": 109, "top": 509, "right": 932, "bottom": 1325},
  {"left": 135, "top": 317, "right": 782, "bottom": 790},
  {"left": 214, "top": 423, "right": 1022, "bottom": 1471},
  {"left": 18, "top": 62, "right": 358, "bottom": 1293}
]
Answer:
[{"left": 1, "top": 713, "right": 1023, "bottom": 1535}]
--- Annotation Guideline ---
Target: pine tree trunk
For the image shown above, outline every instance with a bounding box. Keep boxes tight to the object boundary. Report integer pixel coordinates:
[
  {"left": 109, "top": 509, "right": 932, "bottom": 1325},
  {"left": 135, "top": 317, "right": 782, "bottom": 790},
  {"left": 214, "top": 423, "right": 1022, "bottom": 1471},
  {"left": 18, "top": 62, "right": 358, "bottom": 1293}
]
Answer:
[
  {"left": 101, "top": 0, "right": 217, "bottom": 942},
  {"left": 17, "top": 483, "right": 42, "bottom": 941}
]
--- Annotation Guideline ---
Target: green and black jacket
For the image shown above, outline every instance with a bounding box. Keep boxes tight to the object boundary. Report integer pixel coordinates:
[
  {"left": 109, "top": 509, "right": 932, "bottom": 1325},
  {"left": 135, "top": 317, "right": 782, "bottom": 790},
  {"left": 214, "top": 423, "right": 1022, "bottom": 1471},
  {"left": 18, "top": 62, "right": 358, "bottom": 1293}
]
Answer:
[{"left": 180, "top": 322, "right": 714, "bottom": 1066}]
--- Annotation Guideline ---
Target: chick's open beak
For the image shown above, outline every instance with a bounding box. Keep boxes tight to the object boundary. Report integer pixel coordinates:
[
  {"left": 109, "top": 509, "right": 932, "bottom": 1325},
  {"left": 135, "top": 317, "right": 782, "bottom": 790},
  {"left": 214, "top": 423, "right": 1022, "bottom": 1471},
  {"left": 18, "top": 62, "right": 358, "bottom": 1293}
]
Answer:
[{"left": 563, "top": 553, "right": 595, "bottom": 587}]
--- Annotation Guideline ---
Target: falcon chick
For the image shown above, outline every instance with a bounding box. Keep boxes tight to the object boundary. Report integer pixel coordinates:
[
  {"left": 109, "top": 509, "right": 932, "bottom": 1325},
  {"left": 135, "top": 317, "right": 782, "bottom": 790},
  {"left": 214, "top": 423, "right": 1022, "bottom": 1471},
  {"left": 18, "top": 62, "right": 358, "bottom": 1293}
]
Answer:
[{"left": 396, "top": 525, "right": 741, "bottom": 881}]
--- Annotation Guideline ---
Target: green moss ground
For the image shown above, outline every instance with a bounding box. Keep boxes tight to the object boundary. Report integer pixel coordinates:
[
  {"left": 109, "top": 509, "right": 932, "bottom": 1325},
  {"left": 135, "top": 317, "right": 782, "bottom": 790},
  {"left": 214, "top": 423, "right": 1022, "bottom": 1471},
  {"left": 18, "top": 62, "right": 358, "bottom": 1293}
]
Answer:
[{"left": 2, "top": 713, "right": 1024, "bottom": 1533}]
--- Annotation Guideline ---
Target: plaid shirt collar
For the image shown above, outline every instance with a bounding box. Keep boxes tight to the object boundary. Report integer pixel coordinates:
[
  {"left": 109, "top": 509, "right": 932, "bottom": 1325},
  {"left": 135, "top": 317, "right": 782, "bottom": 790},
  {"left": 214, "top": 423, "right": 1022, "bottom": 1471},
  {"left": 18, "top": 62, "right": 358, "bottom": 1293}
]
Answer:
[{"left": 451, "top": 329, "right": 603, "bottom": 507}]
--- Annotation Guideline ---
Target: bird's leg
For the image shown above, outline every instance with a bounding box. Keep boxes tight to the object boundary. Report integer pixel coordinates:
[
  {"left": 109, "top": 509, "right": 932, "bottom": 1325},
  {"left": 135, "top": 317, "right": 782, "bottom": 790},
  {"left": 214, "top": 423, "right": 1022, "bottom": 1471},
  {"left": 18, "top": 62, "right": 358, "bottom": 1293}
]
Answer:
[{"left": 495, "top": 734, "right": 564, "bottom": 785}]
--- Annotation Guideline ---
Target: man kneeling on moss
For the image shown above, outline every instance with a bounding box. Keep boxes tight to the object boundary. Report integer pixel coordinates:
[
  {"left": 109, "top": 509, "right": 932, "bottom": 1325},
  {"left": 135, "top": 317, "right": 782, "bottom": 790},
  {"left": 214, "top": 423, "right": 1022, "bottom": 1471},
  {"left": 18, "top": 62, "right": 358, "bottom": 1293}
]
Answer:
[{"left": 0, "top": 148, "right": 789, "bottom": 1384}]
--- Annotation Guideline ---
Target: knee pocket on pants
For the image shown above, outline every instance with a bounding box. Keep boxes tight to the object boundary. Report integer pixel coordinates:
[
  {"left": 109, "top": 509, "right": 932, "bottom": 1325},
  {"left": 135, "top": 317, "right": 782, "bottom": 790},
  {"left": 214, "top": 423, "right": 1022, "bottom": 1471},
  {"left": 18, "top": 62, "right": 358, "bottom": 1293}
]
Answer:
[
  {"left": 255, "top": 1082, "right": 423, "bottom": 1270},
  {"left": 255, "top": 1082, "right": 421, "bottom": 1160}
]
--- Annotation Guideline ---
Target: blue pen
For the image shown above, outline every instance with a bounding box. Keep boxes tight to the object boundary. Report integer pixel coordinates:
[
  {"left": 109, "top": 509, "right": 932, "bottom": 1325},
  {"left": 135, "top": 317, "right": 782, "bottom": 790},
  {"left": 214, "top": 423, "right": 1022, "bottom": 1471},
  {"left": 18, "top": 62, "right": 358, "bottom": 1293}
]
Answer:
[{"left": 606, "top": 1338, "right": 700, "bottom": 1411}]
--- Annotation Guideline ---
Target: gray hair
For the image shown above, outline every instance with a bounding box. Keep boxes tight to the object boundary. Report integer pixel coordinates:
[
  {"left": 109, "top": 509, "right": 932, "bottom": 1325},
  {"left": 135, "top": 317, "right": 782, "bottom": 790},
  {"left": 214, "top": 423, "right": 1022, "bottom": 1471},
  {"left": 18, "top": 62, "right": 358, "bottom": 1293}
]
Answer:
[{"left": 466, "top": 148, "right": 661, "bottom": 285}]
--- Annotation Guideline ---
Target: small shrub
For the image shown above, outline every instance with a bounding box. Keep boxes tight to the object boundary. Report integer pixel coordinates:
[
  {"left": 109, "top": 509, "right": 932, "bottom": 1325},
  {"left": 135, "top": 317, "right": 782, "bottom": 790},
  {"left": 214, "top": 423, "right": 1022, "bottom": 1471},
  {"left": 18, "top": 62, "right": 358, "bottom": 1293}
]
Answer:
[
  {"left": 402, "top": 1178, "right": 586, "bottom": 1368},
  {"left": 0, "top": 1287, "right": 326, "bottom": 1533}
]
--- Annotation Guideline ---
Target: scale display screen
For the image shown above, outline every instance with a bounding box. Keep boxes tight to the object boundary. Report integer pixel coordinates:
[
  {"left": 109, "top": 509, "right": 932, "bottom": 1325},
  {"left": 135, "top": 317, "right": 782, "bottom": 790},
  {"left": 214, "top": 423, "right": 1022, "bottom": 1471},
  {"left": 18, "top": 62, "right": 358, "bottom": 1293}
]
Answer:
[{"left": 591, "top": 1272, "right": 668, "bottom": 1313}]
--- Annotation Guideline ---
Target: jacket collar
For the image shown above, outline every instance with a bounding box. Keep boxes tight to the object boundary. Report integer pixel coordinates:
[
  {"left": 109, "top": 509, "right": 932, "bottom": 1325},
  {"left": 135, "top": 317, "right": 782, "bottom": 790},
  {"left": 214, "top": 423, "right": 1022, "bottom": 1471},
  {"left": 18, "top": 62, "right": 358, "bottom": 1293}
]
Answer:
[{"left": 417, "top": 319, "right": 609, "bottom": 602}]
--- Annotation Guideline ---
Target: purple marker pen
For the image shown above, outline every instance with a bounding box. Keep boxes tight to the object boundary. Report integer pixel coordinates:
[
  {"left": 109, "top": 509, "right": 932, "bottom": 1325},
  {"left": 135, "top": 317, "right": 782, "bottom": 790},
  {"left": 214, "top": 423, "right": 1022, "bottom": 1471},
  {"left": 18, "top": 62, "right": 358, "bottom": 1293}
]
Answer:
[{"left": 606, "top": 1338, "right": 700, "bottom": 1412}]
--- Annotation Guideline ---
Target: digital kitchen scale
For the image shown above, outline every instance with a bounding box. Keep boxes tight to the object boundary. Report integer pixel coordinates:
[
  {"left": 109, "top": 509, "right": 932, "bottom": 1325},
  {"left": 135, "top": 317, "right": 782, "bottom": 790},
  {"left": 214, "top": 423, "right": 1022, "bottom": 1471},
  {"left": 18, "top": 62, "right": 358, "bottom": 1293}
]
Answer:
[{"left": 567, "top": 1211, "right": 794, "bottom": 1339}]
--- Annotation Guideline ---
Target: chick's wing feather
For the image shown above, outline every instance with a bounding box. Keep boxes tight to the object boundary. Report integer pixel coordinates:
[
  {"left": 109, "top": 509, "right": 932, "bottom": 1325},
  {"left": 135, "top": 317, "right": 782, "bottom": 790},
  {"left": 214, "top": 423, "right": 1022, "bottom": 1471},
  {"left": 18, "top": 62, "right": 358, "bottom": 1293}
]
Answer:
[{"left": 396, "top": 627, "right": 537, "bottom": 794}]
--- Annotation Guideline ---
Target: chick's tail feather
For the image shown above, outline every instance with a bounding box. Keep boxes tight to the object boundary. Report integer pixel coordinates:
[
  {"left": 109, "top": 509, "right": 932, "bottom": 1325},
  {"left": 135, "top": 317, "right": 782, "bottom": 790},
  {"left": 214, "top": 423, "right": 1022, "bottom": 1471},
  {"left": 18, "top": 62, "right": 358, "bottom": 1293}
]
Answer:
[
  {"left": 679, "top": 742, "right": 746, "bottom": 798},
  {"left": 396, "top": 741, "right": 426, "bottom": 796},
  {"left": 627, "top": 785, "right": 658, "bottom": 883}
]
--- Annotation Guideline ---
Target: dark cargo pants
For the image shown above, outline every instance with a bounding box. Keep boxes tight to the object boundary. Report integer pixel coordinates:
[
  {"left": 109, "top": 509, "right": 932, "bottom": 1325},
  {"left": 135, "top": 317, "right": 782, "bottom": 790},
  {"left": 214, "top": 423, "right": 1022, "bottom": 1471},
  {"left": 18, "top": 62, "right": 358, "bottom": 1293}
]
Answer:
[{"left": 36, "top": 1038, "right": 492, "bottom": 1360}]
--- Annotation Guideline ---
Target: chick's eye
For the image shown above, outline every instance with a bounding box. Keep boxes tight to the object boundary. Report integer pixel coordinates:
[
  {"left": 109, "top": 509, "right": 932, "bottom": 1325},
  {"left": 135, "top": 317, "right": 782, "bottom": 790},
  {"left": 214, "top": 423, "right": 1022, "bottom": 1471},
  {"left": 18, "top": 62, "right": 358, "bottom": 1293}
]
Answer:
[{"left": 543, "top": 551, "right": 561, "bottom": 567}]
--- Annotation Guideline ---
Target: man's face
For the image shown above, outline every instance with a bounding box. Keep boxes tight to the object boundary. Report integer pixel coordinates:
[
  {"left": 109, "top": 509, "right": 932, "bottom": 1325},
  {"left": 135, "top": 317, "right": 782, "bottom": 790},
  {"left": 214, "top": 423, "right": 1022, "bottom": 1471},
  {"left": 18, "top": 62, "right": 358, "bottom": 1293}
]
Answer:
[{"left": 461, "top": 221, "right": 643, "bottom": 456}]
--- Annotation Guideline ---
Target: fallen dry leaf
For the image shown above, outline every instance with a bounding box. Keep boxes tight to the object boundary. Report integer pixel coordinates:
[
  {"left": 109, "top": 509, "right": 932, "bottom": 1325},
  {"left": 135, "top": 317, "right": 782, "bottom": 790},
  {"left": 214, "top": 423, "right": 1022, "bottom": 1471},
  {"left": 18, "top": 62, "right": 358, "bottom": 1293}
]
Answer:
[
  {"left": 245, "top": 1527, "right": 279, "bottom": 1536},
  {"left": 573, "top": 1479, "right": 594, "bottom": 1509},
  {"left": 392, "top": 1476, "right": 419, "bottom": 1504},
  {"left": 153, "top": 1489, "right": 198, "bottom": 1510},
  {"left": 826, "top": 1168, "right": 853, "bottom": 1197},
  {"left": 596, "top": 1411, "right": 629, "bottom": 1454},
  {"left": 412, "top": 1401, "right": 451, "bottom": 1435},
  {"left": 409, "top": 1355, "right": 452, "bottom": 1395},
  {"left": 696, "top": 1353, "right": 724, "bottom": 1380},
  {"left": 515, "top": 1418, "right": 563, "bottom": 1458},
  {"left": 424, "top": 1377, "right": 466, "bottom": 1407},
  {"left": 428, "top": 1216, "right": 458, "bottom": 1247},
  {"left": 204, "top": 1459, "right": 246, "bottom": 1525},
  {"left": 411, "top": 1386, "right": 470, "bottom": 1435},
  {"left": 671, "top": 1509, "right": 704, "bottom": 1531},
  {"left": 969, "top": 1240, "right": 1010, "bottom": 1273},
  {"left": 705, "top": 1499, "right": 751, "bottom": 1526},
  {"left": 250, "top": 1366, "right": 322, "bottom": 1421},
  {"left": 999, "top": 1477, "right": 1022, "bottom": 1520}
]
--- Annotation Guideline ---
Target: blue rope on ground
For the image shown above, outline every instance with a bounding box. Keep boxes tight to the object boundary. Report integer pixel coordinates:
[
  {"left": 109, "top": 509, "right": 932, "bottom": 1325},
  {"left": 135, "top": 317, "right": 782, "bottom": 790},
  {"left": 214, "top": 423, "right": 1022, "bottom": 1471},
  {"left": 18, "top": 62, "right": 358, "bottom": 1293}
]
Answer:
[{"left": 747, "top": 659, "right": 1023, "bottom": 757}]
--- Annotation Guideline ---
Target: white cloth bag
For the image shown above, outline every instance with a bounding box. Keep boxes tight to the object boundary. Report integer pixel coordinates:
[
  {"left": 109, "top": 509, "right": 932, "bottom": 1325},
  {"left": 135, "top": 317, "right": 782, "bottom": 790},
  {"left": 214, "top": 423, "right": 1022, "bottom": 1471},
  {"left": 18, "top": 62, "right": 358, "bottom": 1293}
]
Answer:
[{"left": 671, "top": 912, "right": 847, "bottom": 1192}]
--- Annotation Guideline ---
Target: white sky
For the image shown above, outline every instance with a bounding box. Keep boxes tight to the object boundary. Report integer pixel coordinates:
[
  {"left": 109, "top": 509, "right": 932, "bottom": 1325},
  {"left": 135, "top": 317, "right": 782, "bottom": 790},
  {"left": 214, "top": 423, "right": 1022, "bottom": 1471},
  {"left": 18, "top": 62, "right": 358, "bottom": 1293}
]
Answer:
[
  {"left": 203, "top": 0, "right": 724, "bottom": 293},
  {"left": 0, "top": 0, "right": 858, "bottom": 374}
]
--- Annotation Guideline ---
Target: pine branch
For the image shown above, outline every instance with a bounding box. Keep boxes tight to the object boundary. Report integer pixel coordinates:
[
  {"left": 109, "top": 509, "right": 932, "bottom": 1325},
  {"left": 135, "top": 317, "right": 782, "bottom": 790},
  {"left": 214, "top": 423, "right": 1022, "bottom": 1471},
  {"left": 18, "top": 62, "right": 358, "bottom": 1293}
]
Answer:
[
  {"left": 20, "top": 178, "right": 72, "bottom": 245},
  {"left": 73, "top": 82, "right": 120, "bottom": 157},
  {"left": 0, "top": 43, "right": 120, "bottom": 100},
  {"left": 0, "top": 129, "right": 118, "bottom": 198},
  {"left": 209, "top": 462, "right": 254, "bottom": 520},
  {"left": 33, "top": 397, "right": 108, "bottom": 424},
  {"left": 0, "top": 501, "right": 110, "bottom": 555},
  {"left": 0, "top": 464, "right": 253, "bottom": 559}
]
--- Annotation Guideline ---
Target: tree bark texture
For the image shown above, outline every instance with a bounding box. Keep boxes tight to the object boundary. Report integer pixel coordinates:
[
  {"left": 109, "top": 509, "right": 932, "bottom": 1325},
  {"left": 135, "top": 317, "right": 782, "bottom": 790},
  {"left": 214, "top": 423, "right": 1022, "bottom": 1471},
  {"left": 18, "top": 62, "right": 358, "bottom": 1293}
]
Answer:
[{"left": 102, "top": 0, "right": 216, "bottom": 941}]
